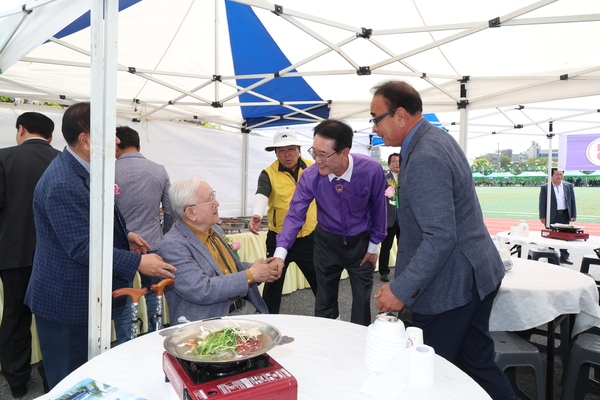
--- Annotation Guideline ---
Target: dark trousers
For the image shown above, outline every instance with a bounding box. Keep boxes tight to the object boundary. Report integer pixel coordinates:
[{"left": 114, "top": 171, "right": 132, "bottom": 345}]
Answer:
[
  {"left": 551, "top": 211, "right": 571, "bottom": 259},
  {"left": 378, "top": 221, "right": 399, "bottom": 276},
  {"left": 0, "top": 267, "right": 33, "bottom": 388},
  {"left": 35, "top": 316, "right": 88, "bottom": 390},
  {"left": 262, "top": 230, "right": 318, "bottom": 314},
  {"left": 313, "top": 226, "right": 373, "bottom": 326},
  {"left": 412, "top": 279, "right": 516, "bottom": 400}
]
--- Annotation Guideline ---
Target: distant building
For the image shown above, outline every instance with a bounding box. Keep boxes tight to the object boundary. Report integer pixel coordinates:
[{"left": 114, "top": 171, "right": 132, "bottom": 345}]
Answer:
[{"left": 526, "top": 141, "right": 558, "bottom": 160}]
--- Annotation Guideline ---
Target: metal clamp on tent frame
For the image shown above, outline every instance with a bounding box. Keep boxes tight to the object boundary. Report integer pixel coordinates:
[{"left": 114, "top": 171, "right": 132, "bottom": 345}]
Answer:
[{"left": 357, "top": 66, "right": 371, "bottom": 76}]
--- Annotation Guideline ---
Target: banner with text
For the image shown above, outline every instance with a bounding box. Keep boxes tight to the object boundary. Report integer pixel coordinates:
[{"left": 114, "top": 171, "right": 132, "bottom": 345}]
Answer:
[{"left": 559, "top": 133, "right": 600, "bottom": 170}]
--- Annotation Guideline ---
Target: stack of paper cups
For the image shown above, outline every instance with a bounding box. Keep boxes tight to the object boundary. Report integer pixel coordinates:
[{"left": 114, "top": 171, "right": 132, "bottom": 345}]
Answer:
[{"left": 408, "top": 345, "right": 435, "bottom": 387}]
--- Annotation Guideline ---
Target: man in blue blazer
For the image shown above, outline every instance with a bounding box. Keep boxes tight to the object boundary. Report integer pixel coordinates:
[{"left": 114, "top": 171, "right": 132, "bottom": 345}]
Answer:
[
  {"left": 160, "top": 177, "right": 276, "bottom": 324},
  {"left": 25, "top": 102, "right": 176, "bottom": 389},
  {"left": 370, "top": 81, "right": 515, "bottom": 400},
  {"left": 539, "top": 168, "right": 577, "bottom": 264}
]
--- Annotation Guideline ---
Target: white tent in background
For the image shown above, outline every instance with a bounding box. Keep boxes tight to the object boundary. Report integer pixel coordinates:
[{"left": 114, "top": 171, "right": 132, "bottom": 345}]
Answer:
[{"left": 0, "top": 0, "right": 599, "bottom": 149}]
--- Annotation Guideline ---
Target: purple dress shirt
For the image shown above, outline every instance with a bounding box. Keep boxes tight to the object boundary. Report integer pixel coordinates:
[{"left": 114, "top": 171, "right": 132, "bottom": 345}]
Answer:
[{"left": 276, "top": 153, "right": 387, "bottom": 257}]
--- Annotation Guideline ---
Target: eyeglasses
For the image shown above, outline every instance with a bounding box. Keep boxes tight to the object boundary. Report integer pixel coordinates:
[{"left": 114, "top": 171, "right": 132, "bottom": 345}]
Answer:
[
  {"left": 185, "top": 191, "right": 217, "bottom": 210},
  {"left": 307, "top": 146, "right": 339, "bottom": 161},
  {"left": 370, "top": 108, "right": 397, "bottom": 125}
]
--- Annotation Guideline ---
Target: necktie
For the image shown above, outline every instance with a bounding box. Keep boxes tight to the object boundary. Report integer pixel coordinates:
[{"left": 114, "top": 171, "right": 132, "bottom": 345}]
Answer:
[{"left": 335, "top": 179, "right": 347, "bottom": 245}]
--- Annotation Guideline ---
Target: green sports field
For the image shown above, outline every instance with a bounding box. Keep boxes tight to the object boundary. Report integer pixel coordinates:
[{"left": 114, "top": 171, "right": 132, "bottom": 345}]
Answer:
[{"left": 476, "top": 187, "right": 600, "bottom": 224}]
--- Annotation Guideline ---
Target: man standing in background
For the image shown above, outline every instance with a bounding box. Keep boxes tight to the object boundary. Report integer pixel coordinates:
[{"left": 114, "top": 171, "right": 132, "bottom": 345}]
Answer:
[
  {"left": 539, "top": 168, "right": 577, "bottom": 264},
  {"left": 0, "top": 112, "right": 59, "bottom": 397},
  {"left": 248, "top": 128, "right": 318, "bottom": 314},
  {"left": 113, "top": 125, "right": 174, "bottom": 342},
  {"left": 378, "top": 152, "right": 400, "bottom": 282}
]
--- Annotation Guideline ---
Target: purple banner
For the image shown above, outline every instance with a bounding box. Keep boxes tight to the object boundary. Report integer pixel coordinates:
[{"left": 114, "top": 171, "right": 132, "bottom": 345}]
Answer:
[{"left": 559, "top": 133, "right": 600, "bottom": 170}]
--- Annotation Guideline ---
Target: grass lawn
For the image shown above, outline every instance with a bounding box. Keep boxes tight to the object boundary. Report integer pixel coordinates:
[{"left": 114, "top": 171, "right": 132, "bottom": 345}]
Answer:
[{"left": 475, "top": 186, "right": 600, "bottom": 224}]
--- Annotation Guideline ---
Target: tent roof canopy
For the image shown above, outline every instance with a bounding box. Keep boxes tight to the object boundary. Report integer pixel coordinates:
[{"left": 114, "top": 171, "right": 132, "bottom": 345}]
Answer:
[{"left": 0, "top": 0, "right": 599, "bottom": 139}]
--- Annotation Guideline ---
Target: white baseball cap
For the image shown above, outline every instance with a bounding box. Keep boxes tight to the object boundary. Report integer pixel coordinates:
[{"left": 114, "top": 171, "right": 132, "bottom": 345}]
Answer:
[{"left": 265, "top": 128, "right": 304, "bottom": 152}]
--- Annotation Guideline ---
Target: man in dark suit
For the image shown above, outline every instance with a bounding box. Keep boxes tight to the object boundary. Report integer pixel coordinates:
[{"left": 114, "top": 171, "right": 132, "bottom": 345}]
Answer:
[
  {"left": 379, "top": 152, "right": 400, "bottom": 282},
  {"left": 371, "top": 81, "right": 515, "bottom": 400},
  {"left": 539, "top": 168, "right": 577, "bottom": 264},
  {"left": 24, "top": 102, "right": 177, "bottom": 389},
  {"left": 0, "top": 112, "right": 59, "bottom": 398}
]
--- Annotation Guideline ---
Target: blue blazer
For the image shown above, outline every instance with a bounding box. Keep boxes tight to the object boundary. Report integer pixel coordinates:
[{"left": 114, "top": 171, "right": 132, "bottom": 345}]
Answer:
[
  {"left": 390, "top": 120, "right": 505, "bottom": 315},
  {"left": 25, "top": 149, "right": 141, "bottom": 326},
  {"left": 159, "top": 220, "right": 268, "bottom": 324},
  {"left": 538, "top": 181, "right": 576, "bottom": 223}
]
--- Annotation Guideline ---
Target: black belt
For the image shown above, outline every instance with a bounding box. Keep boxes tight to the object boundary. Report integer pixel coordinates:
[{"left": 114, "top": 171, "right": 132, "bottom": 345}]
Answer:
[
  {"left": 229, "top": 297, "right": 245, "bottom": 313},
  {"left": 557, "top": 210, "right": 567, "bottom": 214}
]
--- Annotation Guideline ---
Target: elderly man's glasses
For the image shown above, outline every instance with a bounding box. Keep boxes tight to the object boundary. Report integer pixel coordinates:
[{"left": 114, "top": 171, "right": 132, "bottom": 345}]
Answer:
[
  {"left": 370, "top": 108, "right": 397, "bottom": 126},
  {"left": 308, "top": 146, "right": 339, "bottom": 161},
  {"left": 185, "top": 191, "right": 216, "bottom": 210}
]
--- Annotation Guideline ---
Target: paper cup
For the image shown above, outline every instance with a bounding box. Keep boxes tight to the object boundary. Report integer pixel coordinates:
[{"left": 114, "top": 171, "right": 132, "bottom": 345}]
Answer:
[{"left": 406, "top": 327, "right": 423, "bottom": 347}]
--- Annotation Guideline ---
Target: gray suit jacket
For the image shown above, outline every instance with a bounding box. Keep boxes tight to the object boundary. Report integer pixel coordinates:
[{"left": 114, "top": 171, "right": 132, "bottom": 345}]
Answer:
[
  {"left": 538, "top": 181, "right": 576, "bottom": 223},
  {"left": 115, "top": 152, "right": 173, "bottom": 249},
  {"left": 159, "top": 220, "right": 268, "bottom": 324},
  {"left": 390, "top": 120, "right": 505, "bottom": 315}
]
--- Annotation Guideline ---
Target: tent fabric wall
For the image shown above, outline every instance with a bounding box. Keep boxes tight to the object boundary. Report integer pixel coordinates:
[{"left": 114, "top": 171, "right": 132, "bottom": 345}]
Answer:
[{"left": 0, "top": 104, "right": 277, "bottom": 217}]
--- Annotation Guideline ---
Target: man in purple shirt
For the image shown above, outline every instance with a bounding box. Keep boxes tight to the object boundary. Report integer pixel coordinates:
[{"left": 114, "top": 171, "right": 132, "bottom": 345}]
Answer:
[{"left": 273, "top": 119, "right": 387, "bottom": 326}]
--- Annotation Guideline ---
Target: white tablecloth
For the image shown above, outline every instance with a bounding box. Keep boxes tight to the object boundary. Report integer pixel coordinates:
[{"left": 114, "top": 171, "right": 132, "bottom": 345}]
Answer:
[
  {"left": 490, "top": 257, "right": 600, "bottom": 335},
  {"left": 40, "top": 314, "right": 491, "bottom": 400},
  {"left": 496, "top": 230, "right": 600, "bottom": 256}
]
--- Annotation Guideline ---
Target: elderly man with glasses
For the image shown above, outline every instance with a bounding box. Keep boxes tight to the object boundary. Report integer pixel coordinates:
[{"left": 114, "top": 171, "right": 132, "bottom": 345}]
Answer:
[
  {"left": 370, "top": 80, "right": 514, "bottom": 400},
  {"left": 159, "top": 177, "right": 278, "bottom": 324},
  {"left": 272, "top": 119, "right": 387, "bottom": 326}
]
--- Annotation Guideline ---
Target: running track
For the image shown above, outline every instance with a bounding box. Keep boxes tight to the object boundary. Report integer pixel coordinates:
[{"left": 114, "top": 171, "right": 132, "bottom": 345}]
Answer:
[{"left": 484, "top": 218, "right": 600, "bottom": 236}]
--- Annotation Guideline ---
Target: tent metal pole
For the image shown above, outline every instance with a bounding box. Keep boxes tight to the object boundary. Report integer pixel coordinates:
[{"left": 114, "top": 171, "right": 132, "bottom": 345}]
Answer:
[
  {"left": 545, "top": 133, "right": 554, "bottom": 227},
  {"left": 242, "top": 131, "right": 249, "bottom": 216},
  {"left": 459, "top": 108, "right": 469, "bottom": 155},
  {"left": 89, "top": 0, "right": 119, "bottom": 359}
]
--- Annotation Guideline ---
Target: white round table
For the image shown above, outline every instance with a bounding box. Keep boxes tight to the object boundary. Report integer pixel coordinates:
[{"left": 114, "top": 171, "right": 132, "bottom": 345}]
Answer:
[
  {"left": 490, "top": 257, "right": 600, "bottom": 335},
  {"left": 40, "top": 314, "right": 491, "bottom": 400}
]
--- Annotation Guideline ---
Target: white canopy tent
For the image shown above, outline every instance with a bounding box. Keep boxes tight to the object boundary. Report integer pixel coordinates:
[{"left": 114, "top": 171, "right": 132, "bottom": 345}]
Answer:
[
  {"left": 0, "top": 0, "right": 599, "bottom": 142},
  {"left": 1, "top": 0, "right": 600, "bottom": 359}
]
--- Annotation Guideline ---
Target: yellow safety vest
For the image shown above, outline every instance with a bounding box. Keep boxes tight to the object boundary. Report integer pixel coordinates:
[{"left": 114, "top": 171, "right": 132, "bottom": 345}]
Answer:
[{"left": 265, "top": 158, "right": 317, "bottom": 237}]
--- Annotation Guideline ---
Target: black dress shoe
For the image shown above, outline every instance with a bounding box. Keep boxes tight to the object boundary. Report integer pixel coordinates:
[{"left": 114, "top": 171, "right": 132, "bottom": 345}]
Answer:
[
  {"left": 10, "top": 383, "right": 27, "bottom": 398},
  {"left": 560, "top": 257, "right": 573, "bottom": 265},
  {"left": 380, "top": 274, "right": 389, "bottom": 282}
]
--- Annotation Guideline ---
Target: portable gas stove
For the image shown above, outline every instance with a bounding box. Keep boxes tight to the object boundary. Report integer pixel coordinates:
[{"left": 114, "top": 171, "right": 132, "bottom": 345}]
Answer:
[
  {"left": 163, "top": 351, "right": 298, "bottom": 400},
  {"left": 542, "top": 228, "right": 589, "bottom": 241}
]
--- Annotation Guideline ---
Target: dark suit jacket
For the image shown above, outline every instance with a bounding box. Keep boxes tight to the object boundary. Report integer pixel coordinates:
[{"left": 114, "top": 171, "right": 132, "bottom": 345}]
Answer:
[
  {"left": 390, "top": 120, "right": 505, "bottom": 315},
  {"left": 25, "top": 149, "right": 141, "bottom": 326},
  {"left": 384, "top": 170, "right": 399, "bottom": 228},
  {"left": 160, "top": 220, "right": 268, "bottom": 324},
  {"left": 538, "top": 181, "right": 576, "bottom": 223},
  {"left": 0, "top": 139, "right": 60, "bottom": 270}
]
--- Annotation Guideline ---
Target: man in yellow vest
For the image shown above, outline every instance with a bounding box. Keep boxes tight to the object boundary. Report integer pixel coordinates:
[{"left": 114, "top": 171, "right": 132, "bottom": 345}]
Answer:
[{"left": 249, "top": 129, "right": 318, "bottom": 313}]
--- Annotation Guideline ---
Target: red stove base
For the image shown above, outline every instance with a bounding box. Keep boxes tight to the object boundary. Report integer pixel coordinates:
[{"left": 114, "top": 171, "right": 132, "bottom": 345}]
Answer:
[
  {"left": 163, "top": 352, "right": 298, "bottom": 400},
  {"left": 541, "top": 229, "right": 589, "bottom": 241}
]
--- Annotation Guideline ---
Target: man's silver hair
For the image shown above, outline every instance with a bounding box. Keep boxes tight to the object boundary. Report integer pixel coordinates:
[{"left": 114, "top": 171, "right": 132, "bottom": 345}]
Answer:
[{"left": 169, "top": 176, "right": 204, "bottom": 218}]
